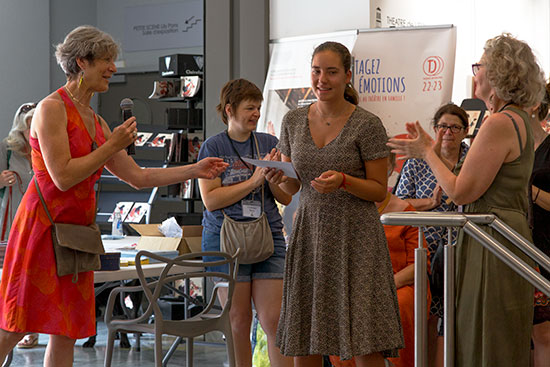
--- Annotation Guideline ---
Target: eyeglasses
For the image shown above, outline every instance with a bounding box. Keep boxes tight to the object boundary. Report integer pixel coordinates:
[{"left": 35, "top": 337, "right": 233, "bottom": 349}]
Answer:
[
  {"left": 19, "top": 103, "right": 37, "bottom": 115},
  {"left": 434, "top": 124, "right": 465, "bottom": 134},
  {"left": 472, "top": 63, "right": 483, "bottom": 76}
]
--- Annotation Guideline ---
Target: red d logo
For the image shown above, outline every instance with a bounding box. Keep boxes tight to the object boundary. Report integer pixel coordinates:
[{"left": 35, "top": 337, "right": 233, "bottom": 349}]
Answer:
[{"left": 423, "top": 56, "right": 444, "bottom": 76}]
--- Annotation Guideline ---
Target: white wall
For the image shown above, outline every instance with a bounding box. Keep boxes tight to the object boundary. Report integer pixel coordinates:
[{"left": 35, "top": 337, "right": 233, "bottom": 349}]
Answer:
[
  {"left": 270, "top": 0, "right": 550, "bottom": 106},
  {"left": 0, "top": 0, "right": 50, "bottom": 139},
  {"left": 270, "top": 0, "right": 370, "bottom": 40},
  {"left": 204, "top": 0, "right": 270, "bottom": 138},
  {"left": 49, "top": 0, "right": 98, "bottom": 99},
  {"left": 0, "top": 0, "right": 97, "bottom": 140}
]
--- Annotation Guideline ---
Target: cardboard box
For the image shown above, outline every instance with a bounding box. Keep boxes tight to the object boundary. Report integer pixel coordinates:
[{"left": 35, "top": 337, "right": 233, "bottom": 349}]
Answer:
[{"left": 130, "top": 224, "right": 203, "bottom": 255}]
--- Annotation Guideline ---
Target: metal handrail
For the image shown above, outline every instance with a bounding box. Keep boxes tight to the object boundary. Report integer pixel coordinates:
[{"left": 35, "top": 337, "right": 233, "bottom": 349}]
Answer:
[
  {"left": 380, "top": 211, "right": 550, "bottom": 367},
  {"left": 462, "top": 221, "right": 550, "bottom": 294},
  {"left": 488, "top": 217, "right": 550, "bottom": 273},
  {"left": 379, "top": 211, "right": 495, "bottom": 227},
  {"left": 414, "top": 230, "right": 428, "bottom": 367},
  {"left": 381, "top": 211, "right": 550, "bottom": 295}
]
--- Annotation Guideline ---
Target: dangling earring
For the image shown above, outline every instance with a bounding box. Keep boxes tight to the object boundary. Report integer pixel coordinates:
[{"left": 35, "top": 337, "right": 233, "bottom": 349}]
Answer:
[
  {"left": 78, "top": 72, "right": 84, "bottom": 89},
  {"left": 489, "top": 94, "right": 494, "bottom": 112}
]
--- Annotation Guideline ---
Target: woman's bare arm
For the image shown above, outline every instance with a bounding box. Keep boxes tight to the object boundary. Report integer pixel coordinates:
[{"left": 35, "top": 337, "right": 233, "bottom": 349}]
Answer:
[
  {"left": 389, "top": 113, "right": 521, "bottom": 205},
  {"left": 32, "top": 98, "right": 134, "bottom": 191}
]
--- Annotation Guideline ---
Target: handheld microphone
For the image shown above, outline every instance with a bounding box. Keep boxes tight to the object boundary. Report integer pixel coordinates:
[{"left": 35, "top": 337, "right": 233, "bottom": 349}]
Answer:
[{"left": 120, "top": 98, "right": 135, "bottom": 155}]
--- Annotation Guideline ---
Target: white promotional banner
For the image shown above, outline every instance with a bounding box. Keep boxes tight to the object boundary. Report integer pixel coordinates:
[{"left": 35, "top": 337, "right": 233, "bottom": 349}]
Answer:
[
  {"left": 352, "top": 26, "right": 457, "bottom": 137},
  {"left": 123, "top": 0, "right": 203, "bottom": 52},
  {"left": 257, "top": 31, "right": 357, "bottom": 137}
]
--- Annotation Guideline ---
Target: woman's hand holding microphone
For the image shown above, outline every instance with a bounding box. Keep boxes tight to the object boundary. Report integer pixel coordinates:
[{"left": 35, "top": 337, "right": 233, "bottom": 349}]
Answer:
[{"left": 109, "top": 116, "right": 138, "bottom": 152}]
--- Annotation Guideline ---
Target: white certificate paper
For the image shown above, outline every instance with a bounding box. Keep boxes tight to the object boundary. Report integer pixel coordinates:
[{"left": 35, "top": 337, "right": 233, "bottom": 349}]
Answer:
[{"left": 242, "top": 157, "right": 298, "bottom": 179}]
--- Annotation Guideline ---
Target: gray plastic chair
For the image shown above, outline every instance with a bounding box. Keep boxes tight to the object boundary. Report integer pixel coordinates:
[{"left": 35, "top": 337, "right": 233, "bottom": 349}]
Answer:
[{"left": 103, "top": 249, "right": 240, "bottom": 367}]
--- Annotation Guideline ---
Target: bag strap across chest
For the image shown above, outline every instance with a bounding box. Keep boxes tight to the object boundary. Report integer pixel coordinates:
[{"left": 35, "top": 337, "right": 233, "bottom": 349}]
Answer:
[
  {"left": 223, "top": 132, "right": 265, "bottom": 217},
  {"left": 34, "top": 177, "right": 55, "bottom": 225}
]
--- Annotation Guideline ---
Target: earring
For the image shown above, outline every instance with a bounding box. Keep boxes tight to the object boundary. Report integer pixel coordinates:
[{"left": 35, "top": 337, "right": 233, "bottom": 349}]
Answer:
[
  {"left": 532, "top": 114, "right": 536, "bottom": 119},
  {"left": 78, "top": 72, "right": 84, "bottom": 88}
]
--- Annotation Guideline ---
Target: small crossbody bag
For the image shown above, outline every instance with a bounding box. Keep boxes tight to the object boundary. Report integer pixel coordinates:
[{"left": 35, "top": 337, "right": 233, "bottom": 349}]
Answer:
[
  {"left": 219, "top": 132, "right": 274, "bottom": 264},
  {"left": 34, "top": 178, "right": 105, "bottom": 283}
]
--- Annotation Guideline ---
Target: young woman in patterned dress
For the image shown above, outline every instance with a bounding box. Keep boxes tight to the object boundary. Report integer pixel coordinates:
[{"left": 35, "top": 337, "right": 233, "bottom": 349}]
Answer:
[{"left": 276, "top": 41, "right": 403, "bottom": 367}]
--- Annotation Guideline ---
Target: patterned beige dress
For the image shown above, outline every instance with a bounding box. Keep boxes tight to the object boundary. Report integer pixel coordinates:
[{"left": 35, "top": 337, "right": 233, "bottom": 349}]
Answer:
[{"left": 276, "top": 105, "right": 404, "bottom": 360}]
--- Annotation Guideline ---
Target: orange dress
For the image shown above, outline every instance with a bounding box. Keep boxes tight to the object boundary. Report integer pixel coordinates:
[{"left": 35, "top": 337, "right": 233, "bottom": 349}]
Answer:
[
  {"left": 330, "top": 204, "right": 430, "bottom": 367},
  {"left": 0, "top": 88, "right": 106, "bottom": 339}
]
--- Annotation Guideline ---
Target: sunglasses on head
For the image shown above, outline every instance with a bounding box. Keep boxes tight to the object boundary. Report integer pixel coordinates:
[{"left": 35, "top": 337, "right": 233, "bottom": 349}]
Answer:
[{"left": 19, "top": 103, "right": 37, "bottom": 115}]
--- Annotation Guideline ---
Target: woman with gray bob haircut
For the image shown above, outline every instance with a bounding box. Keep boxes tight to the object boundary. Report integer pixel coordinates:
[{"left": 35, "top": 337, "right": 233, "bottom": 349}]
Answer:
[
  {"left": 55, "top": 25, "right": 120, "bottom": 78},
  {"left": 389, "top": 33, "right": 545, "bottom": 366},
  {"left": 0, "top": 25, "right": 227, "bottom": 367}
]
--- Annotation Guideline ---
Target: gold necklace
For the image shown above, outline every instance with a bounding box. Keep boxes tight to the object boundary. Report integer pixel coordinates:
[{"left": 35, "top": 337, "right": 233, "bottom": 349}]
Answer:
[
  {"left": 315, "top": 103, "right": 348, "bottom": 126},
  {"left": 64, "top": 86, "right": 89, "bottom": 108}
]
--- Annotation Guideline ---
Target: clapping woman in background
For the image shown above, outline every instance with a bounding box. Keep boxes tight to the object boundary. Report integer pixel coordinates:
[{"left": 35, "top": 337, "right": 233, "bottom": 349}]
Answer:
[
  {"left": 394, "top": 103, "right": 469, "bottom": 366},
  {"left": 389, "top": 33, "right": 545, "bottom": 366}
]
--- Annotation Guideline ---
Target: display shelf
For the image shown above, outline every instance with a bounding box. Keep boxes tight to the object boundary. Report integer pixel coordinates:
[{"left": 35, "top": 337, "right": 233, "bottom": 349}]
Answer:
[
  {"left": 157, "top": 97, "right": 188, "bottom": 103},
  {"left": 96, "top": 130, "right": 204, "bottom": 232},
  {"left": 157, "top": 97, "right": 203, "bottom": 108},
  {"left": 156, "top": 63, "right": 205, "bottom": 225},
  {"left": 95, "top": 56, "right": 206, "bottom": 232}
]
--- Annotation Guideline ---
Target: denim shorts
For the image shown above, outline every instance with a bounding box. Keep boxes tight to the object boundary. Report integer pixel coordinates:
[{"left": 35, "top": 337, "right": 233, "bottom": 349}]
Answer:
[{"left": 201, "top": 228, "right": 286, "bottom": 282}]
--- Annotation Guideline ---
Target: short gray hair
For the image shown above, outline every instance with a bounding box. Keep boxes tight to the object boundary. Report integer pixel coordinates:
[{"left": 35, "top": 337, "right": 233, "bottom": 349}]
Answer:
[
  {"left": 55, "top": 25, "right": 119, "bottom": 79},
  {"left": 483, "top": 33, "right": 545, "bottom": 108}
]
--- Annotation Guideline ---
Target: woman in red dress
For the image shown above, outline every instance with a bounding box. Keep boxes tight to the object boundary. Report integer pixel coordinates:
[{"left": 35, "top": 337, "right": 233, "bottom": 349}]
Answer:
[{"left": 0, "top": 25, "right": 227, "bottom": 367}]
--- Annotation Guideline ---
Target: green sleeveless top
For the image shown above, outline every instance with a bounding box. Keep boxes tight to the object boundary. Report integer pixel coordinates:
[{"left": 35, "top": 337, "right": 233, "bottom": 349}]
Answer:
[
  {"left": 456, "top": 105, "right": 535, "bottom": 366},
  {"left": 464, "top": 105, "right": 533, "bottom": 221}
]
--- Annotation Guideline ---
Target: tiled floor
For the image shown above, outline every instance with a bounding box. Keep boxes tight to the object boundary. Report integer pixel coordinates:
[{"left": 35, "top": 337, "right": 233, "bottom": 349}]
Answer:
[{"left": 5, "top": 322, "right": 230, "bottom": 367}]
